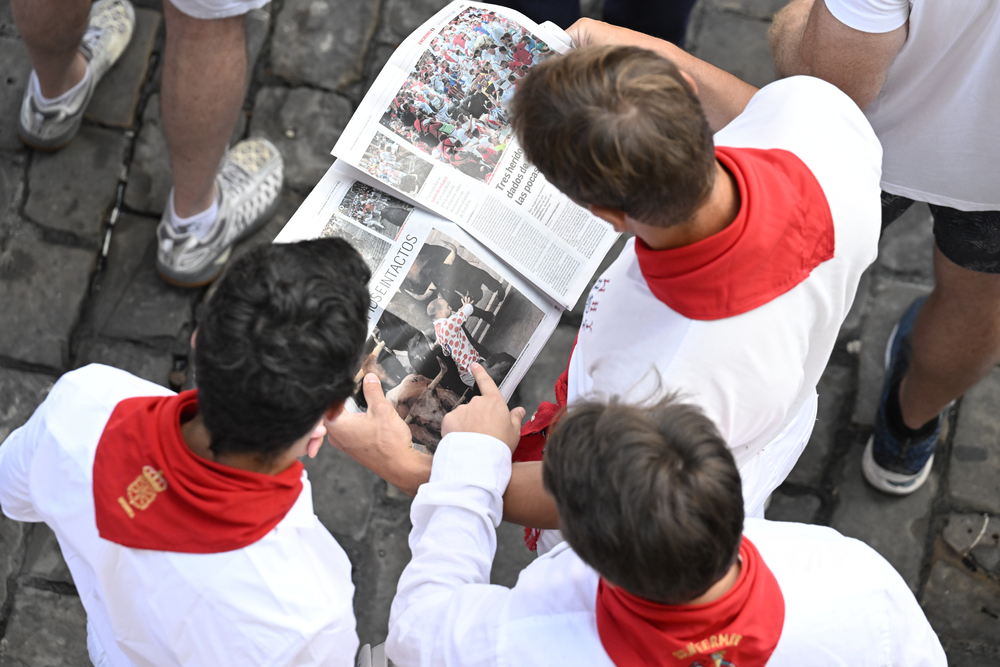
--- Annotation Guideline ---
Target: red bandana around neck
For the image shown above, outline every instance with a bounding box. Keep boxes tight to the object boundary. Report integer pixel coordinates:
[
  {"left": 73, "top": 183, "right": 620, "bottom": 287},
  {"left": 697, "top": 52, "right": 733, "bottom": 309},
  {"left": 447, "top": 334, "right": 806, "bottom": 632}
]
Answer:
[
  {"left": 596, "top": 538, "right": 784, "bottom": 667},
  {"left": 635, "top": 146, "right": 834, "bottom": 321},
  {"left": 93, "top": 391, "right": 304, "bottom": 554}
]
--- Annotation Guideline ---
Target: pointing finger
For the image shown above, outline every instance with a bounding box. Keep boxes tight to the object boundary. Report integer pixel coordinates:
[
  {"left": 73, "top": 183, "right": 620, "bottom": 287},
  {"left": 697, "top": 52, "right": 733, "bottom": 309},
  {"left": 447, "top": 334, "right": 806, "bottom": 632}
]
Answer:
[{"left": 470, "top": 363, "right": 502, "bottom": 398}]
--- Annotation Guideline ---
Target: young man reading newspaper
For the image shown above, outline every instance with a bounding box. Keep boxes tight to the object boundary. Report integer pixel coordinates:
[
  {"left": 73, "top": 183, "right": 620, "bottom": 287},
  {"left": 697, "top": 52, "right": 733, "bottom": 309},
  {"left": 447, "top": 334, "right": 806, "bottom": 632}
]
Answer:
[
  {"left": 384, "top": 365, "right": 944, "bottom": 666},
  {"left": 0, "top": 239, "right": 369, "bottom": 666},
  {"left": 326, "top": 36, "right": 881, "bottom": 538}
]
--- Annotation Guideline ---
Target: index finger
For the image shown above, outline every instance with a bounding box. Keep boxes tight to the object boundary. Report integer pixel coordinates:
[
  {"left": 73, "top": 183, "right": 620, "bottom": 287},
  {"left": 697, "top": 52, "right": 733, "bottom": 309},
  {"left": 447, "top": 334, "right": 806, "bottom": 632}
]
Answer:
[{"left": 470, "top": 362, "right": 502, "bottom": 398}]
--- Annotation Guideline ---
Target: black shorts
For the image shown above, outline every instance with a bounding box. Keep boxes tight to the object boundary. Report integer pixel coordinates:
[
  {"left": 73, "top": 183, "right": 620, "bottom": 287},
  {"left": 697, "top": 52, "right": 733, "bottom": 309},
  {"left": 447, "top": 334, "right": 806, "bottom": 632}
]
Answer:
[{"left": 882, "top": 192, "right": 1000, "bottom": 273}]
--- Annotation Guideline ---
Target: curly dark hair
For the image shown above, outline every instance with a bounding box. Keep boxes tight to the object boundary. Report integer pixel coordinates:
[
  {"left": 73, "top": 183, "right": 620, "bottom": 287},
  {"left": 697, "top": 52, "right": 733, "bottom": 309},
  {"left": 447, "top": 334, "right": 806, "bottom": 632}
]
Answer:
[{"left": 194, "top": 238, "right": 371, "bottom": 460}]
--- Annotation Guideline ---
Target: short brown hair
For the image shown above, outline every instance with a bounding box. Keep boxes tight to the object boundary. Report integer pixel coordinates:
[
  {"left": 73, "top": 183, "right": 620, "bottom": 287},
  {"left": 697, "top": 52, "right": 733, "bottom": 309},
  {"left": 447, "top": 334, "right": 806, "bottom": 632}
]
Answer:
[
  {"left": 510, "top": 46, "right": 716, "bottom": 227},
  {"left": 542, "top": 395, "right": 744, "bottom": 604}
]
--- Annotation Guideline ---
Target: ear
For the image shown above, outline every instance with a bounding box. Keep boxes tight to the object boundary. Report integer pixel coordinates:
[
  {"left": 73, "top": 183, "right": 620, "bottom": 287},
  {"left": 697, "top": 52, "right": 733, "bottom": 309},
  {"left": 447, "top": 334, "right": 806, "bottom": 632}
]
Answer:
[
  {"left": 190, "top": 328, "right": 198, "bottom": 349},
  {"left": 680, "top": 70, "right": 699, "bottom": 97},
  {"left": 588, "top": 204, "right": 629, "bottom": 233},
  {"left": 324, "top": 400, "right": 346, "bottom": 422}
]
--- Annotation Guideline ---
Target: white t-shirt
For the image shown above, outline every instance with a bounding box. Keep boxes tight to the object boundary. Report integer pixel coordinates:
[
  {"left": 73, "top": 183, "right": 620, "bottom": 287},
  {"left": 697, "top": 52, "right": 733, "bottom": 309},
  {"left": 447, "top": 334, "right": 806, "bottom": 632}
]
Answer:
[
  {"left": 0, "top": 365, "right": 359, "bottom": 667},
  {"left": 563, "top": 76, "right": 881, "bottom": 517},
  {"left": 387, "top": 433, "right": 946, "bottom": 667},
  {"left": 825, "top": 0, "right": 1000, "bottom": 211}
]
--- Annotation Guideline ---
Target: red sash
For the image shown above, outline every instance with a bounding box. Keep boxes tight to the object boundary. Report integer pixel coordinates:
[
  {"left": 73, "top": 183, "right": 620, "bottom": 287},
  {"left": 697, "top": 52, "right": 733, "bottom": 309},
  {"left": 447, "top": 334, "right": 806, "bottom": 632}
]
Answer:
[
  {"left": 634, "top": 146, "right": 834, "bottom": 321},
  {"left": 93, "top": 391, "right": 304, "bottom": 554},
  {"left": 596, "top": 538, "right": 785, "bottom": 667}
]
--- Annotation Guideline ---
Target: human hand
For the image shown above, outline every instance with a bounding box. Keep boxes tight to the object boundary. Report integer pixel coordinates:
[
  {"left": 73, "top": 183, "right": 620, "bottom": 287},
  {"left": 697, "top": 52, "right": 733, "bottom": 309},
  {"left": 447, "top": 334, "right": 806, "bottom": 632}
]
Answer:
[
  {"left": 461, "top": 294, "right": 474, "bottom": 306},
  {"left": 324, "top": 374, "right": 431, "bottom": 495},
  {"left": 567, "top": 18, "right": 639, "bottom": 49},
  {"left": 441, "top": 363, "right": 525, "bottom": 451}
]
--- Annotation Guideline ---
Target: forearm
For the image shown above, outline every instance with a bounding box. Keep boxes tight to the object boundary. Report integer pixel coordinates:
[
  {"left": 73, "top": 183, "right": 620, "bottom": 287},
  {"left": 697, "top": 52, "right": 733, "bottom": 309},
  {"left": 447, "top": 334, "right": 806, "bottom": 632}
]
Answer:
[
  {"left": 377, "top": 446, "right": 433, "bottom": 497},
  {"left": 388, "top": 435, "right": 512, "bottom": 664},
  {"left": 571, "top": 20, "right": 757, "bottom": 131},
  {"left": 501, "top": 461, "right": 560, "bottom": 529},
  {"left": 628, "top": 33, "right": 757, "bottom": 131}
]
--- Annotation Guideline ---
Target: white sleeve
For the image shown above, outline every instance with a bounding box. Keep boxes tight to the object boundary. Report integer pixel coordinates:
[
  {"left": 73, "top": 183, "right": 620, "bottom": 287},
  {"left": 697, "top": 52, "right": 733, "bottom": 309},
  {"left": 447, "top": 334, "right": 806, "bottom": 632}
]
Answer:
[
  {"left": 823, "top": 0, "right": 910, "bottom": 33},
  {"left": 878, "top": 558, "right": 947, "bottom": 666},
  {"left": 387, "top": 432, "right": 514, "bottom": 667},
  {"left": 0, "top": 401, "right": 47, "bottom": 522}
]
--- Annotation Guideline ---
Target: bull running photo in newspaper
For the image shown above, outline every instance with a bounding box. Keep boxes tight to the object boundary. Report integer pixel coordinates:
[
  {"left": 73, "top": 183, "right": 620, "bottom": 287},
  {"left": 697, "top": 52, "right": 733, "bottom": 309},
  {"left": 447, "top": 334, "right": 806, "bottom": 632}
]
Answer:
[
  {"left": 378, "top": 6, "right": 555, "bottom": 184},
  {"left": 333, "top": 1, "right": 618, "bottom": 310},
  {"left": 275, "top": 162, "right": 560, "bottom": 452},
  {"left": 356, "top": 229, "right": 544, "bottom": 451}
]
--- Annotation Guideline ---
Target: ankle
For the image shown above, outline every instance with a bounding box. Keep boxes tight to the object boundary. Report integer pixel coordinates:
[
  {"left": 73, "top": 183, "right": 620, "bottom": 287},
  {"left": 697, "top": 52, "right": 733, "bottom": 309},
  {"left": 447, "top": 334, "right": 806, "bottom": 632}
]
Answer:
[
  {"left": 171, "top": 183, "right": 218, "bottom": 219},
  {"left": 169, "top": 189, "right": 219, "bottom": 240},
  {"left": 886, "top": 380, "right": 938, "bottom": 439},
  {"left": 35, "top": 53, "right": 89, "bottom": 102}
]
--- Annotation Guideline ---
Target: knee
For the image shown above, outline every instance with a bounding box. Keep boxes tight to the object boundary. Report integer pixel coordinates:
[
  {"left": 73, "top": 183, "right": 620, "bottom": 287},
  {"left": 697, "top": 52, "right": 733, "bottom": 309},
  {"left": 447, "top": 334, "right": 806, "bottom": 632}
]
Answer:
[{"left": 164, "top": 0, "right": 245, "bottom": 40}]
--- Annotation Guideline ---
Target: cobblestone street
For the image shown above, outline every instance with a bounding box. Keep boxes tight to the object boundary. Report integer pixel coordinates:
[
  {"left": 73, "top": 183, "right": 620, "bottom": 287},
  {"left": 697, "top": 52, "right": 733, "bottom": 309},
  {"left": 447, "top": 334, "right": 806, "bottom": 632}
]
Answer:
[{"left": 0, "top": 0, "right": 999, "bottom": 664}]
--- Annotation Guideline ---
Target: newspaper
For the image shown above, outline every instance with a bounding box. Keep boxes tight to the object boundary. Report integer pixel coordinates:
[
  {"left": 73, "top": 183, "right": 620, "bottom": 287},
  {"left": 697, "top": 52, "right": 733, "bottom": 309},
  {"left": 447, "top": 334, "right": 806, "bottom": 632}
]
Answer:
[
  {"left": 276, "top": 162, "right": 562, "bottom": 451},
  {"left": 332, "top": 1, "right": 618, "bottom": 310}
]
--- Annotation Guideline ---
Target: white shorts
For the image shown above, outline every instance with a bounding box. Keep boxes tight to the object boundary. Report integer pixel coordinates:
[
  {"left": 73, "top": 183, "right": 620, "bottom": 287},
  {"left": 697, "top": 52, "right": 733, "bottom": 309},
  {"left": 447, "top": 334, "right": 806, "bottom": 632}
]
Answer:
[{"left": 168, "top": 0, "right": 268, "bottom": 20}]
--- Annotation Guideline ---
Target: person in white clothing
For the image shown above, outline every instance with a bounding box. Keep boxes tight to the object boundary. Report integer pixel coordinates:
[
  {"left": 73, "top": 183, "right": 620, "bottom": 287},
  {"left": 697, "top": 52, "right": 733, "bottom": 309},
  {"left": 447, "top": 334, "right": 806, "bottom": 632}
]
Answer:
[
  {"left": 324, "top": 41, "right": 881, "bottom": 548},
  {"left": 769, "top": 0, "right": 1000, "bottom": 495},
  {"left": 385, "top": 366, "right": 945, "bottom": 666},
  {"left": 0, "top": 238, "right": 372, "bottom": 667}
]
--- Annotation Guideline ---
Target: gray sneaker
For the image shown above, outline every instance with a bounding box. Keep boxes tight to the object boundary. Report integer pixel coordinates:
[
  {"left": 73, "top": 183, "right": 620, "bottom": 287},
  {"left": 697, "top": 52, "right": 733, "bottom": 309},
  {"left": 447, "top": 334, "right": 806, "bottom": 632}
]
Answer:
[
  {"left": 18, "top": 0, "right": 135, "bottom": 150},
  {"left": 156, "top": 138, "right": 284, "bottom": 287}
]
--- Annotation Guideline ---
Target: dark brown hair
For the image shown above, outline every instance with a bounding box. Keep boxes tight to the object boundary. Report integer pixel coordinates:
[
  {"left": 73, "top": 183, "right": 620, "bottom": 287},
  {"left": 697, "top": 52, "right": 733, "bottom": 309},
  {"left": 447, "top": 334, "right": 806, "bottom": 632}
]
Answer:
[
  {"left": 542, "top": 395, "right": 744, "bottom": 604},
  {"left": 510, "top": 46, "right": 716, "bottom": 227}
]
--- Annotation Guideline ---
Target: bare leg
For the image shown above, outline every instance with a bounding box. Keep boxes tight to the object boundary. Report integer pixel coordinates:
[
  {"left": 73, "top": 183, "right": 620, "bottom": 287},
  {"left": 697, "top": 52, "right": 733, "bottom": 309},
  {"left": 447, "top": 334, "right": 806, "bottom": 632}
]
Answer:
[
  {"left": 10, "top": 0, "right": 90, "bottom": 98},
  {"left": 898, "top": 244, "right": 1000, "bottom": 427},
  {"left": 161, "top": 0, "right": 246, "bottom": 217}
]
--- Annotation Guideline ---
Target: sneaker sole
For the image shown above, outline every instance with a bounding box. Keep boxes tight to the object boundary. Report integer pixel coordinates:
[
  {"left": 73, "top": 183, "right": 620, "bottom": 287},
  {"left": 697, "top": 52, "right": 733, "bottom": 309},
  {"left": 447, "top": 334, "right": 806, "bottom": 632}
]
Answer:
[
  {"left": 862, "top": 436, "right": 934, "bottom": 495},
  {"left": 18, "top": 123, "right": 80, "bottom": 152},
  {"left": 155, "top": 192, "right": 282, "bottom": 288}
]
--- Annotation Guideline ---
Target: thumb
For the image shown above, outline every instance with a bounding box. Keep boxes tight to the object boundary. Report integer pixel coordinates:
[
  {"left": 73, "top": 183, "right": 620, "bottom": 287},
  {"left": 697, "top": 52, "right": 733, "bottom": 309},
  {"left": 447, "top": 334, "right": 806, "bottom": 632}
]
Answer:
[
  {"left": 510, "top": 406, "right": 526, "bottom": 431},
  {"left": 362, "top": 373, "right": 388, "bottom": 410}
]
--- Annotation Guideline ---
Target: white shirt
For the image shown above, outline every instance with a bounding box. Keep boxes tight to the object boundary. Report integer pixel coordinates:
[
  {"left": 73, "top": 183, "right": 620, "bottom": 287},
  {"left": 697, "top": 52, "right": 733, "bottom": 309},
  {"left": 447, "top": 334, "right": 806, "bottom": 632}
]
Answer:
[
  {"left": 565, "top": 77, "right": 881, "bottom": 517},
  {"left": 387, "top": 433, "right": 946, "bottom": 667},
  {"left": 0, "top": 365, "right": 359, "bottom": 667},
  {"left": 825, "top": 0, "right": 1000, "bottom": 211}
]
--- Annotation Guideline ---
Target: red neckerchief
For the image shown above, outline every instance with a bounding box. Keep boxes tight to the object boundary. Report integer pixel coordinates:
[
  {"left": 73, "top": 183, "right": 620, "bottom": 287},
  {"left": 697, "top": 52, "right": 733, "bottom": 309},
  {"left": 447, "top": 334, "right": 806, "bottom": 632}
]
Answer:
[
  {"left": 93, "top": 391, "right": 304, "bottom": 554},
  {"left": 596, "top": 538, "right": 784, "bottom": 667},
  {"left": 635, "top": 146, "right": 834, "bottom": 321}
]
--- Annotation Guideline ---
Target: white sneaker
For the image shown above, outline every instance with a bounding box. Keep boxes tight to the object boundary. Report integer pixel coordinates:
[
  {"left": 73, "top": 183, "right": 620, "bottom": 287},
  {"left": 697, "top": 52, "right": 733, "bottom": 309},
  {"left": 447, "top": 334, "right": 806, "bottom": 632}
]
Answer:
[
  {"left": 156, "top": 138, "right": 284, "bottom": 287},
  {"left": 18, "top": 0, "right": 135, "bottom": 150}
]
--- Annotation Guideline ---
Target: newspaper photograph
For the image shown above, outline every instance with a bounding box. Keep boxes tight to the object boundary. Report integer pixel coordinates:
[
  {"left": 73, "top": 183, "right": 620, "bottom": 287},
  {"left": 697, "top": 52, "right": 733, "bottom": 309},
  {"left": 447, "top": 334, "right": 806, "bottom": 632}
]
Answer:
[
  {"left": 333, "top": 1, "right": 618, "bottom": 310},
  {"left": 275, "top": 161, "right": 562, "bottom": 451},
  {"left": 337, "top": 180, "right": 415, "bottom": 242}
]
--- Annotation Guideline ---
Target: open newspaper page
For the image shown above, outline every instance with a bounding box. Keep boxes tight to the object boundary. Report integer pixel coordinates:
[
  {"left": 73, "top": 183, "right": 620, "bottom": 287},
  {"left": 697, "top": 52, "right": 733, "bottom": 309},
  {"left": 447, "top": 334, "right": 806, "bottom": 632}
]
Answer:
[
  {"left": 276, "top": 161, "right": 562, "bottom": 452},
  {"left": 332, "top": 1, "right": 617, "bottom": 310}
]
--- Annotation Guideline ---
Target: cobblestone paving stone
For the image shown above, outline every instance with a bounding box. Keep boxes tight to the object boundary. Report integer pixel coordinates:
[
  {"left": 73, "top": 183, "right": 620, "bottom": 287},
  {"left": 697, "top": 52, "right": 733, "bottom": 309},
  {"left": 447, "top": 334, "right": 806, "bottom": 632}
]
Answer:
[{"left": 0, "top": 0, "right": 998, "bottom": 663}]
